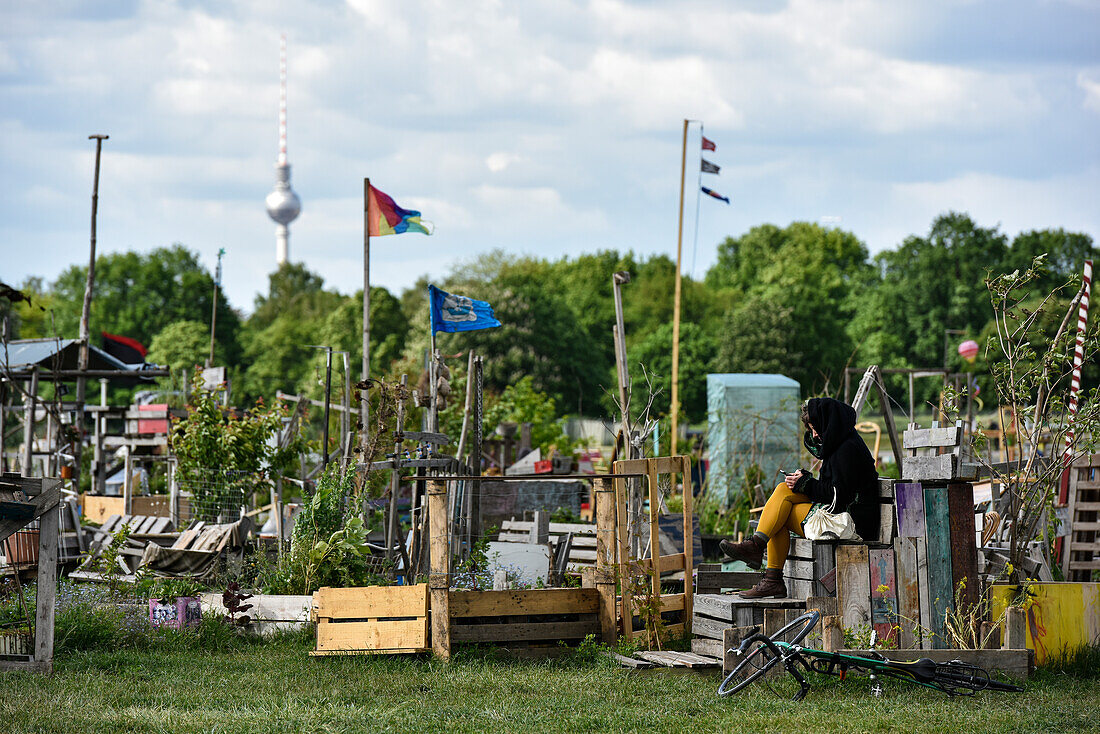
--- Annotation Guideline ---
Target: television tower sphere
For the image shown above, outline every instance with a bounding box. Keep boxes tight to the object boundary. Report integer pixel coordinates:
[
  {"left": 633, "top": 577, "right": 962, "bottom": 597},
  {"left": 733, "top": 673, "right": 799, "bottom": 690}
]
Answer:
[{"left": 266, "top": 165, "right": 301, "bottom": 225}]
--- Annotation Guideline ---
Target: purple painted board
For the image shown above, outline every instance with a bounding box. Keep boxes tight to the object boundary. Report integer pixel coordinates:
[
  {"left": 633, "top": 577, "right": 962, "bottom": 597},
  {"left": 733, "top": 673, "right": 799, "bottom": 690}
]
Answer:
[{"left": 895, "top": 482, "right": 926, "bottom": 538}]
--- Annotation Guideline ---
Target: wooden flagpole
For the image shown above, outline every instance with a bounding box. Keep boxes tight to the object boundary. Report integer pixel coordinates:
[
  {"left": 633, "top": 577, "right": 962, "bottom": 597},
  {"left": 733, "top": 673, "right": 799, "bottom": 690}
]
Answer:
[
  {"left": 361, "top": 178, "right": 371, "bottom": 456},
  {"left": 671, "top": 119, "right": 688, "bottom": 456}
]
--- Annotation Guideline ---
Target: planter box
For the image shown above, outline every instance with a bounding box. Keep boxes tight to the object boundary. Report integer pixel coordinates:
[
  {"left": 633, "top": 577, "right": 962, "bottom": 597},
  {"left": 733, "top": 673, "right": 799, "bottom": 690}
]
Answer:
[
  {"left": 149, "top": 597, "right": 202, "bottom": 629},
  {"left": 200, "top": 592, "right": 313, "bottom": 635}
]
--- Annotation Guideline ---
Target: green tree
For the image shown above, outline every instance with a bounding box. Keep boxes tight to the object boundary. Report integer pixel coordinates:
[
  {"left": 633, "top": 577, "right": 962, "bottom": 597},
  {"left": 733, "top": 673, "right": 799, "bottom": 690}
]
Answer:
[
  {"left": 238, "top": 263, "right": 343, "bottom": 403},
  {"left": 850, "top": 212, "right": 1009, "bottom": 383},
  {"left": 147, "top": 320, "right": 222, "bottom": 378},
  {"left": 48, "top": 245, "right": 241, "bottom": 364},
  {"left": 624, "top": 321, "right": 716, "bottom": 423},
  {"left": 708, "top": 222, "right": 871, "bottom": 392}
]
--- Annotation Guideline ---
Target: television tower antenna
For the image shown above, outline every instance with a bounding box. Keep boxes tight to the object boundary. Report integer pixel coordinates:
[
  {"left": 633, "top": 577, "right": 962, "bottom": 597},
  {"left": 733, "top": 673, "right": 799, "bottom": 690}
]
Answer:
[{"left": 265, "top": 33, "right": 301, "bottom": 265}]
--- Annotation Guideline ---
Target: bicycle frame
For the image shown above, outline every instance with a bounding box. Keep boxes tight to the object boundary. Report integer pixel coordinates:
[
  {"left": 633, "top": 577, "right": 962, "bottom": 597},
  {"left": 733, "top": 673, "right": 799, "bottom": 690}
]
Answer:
[{"left": 718, "top": 611, "right": 1024, "bottom": 699}]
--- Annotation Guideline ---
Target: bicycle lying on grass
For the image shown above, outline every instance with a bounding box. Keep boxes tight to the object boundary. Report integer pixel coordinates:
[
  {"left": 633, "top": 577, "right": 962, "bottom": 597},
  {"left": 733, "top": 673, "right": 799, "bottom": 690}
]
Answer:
[{"left": 717, "top": 610, "right": 1024, "bottom": 700}]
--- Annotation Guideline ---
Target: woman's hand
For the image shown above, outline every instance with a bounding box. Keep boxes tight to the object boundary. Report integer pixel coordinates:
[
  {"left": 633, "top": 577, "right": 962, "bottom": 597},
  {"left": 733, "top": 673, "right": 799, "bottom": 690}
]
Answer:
[{"left": 785, "top": 470, "right": 803, "bottom": 489}]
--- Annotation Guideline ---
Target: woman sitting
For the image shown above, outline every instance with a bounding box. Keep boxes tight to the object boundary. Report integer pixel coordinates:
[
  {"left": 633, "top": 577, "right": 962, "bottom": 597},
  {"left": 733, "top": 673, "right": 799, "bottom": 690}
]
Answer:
[{"left": 720, "top": 397, "right": 879, "bottom": 599}]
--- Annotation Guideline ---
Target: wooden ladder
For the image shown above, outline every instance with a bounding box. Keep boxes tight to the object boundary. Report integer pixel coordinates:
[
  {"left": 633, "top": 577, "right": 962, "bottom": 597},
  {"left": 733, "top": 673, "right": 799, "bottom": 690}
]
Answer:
[{"left": 1062, "top": 452, "right": 1100, "bottom": 581}]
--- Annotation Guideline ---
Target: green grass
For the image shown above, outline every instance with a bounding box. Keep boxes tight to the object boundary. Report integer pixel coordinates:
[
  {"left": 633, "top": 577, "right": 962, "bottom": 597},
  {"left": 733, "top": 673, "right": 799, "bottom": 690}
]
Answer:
[{"left": 2, "top": 636, "right": 1098, "bottom": 733}]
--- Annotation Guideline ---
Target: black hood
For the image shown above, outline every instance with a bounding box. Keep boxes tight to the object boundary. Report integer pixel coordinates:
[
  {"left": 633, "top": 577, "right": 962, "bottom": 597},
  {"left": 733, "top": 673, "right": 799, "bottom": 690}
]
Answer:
[{"left": 806, "top": 397, "right": 858, "bottom": 458}]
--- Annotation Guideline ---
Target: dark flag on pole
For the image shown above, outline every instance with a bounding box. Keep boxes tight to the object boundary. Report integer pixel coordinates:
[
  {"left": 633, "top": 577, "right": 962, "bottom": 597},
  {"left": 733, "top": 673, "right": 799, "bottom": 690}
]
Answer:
[
  {"left": 101, "top": 332, "right": 147, "bottom": 365},
  {"left": 701, "top": 159, "right": 720, "bottom": 174},
  {"left": 702, "top": 136, "right": 716, "bottom": 151},
  {"left": 701, "top": 186, "right": 729, "bottom": 204}
]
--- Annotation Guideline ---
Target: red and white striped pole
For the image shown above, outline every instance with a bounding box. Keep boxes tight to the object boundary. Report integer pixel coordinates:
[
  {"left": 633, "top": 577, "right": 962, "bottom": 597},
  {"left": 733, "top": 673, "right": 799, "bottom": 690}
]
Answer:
[{"left": 1064, "top": 259, "right": 1093, "bottom": 461}]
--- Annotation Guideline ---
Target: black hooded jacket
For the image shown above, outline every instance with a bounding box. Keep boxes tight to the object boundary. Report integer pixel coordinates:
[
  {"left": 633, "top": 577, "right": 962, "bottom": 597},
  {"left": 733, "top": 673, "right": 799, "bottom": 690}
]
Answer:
[{"left": 793, "top": 397, "right": 880, "bottom": 541}]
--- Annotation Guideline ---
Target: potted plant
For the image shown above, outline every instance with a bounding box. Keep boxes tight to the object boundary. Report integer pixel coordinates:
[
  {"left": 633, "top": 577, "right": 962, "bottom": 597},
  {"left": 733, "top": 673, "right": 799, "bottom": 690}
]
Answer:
[{"left": 148, "top": 577, "right": 204, "bottom": 630}]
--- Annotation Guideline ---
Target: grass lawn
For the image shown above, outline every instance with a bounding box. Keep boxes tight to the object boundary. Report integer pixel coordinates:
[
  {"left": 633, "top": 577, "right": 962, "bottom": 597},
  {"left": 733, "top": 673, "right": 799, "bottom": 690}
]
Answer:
[{"left": 2, "top": 634, "right": 1097, "bottom": 734}]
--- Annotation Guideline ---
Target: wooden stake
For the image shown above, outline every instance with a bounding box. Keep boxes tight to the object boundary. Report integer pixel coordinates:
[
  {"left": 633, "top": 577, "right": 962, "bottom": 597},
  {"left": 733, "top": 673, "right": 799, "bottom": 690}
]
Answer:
[
  {"left": 670, "top": 119, "right": 688, "bottom": 456},
  {"left": 427, "top": 478, "right": 450, "bottom": 659},
  {"left": 594, "top": 476, "right": 617, "bottom": 644}
]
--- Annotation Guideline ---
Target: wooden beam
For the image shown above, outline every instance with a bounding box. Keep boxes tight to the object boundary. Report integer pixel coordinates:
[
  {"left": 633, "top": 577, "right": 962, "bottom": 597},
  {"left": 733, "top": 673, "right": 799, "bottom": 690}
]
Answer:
[
  {"left": 427, "top": 479, "right": 450, "bottom": 659},
  {"left": 923, "top": 486, "right": 954, "bottom": 648},
  {"left": 0, "top": 478, "right": 61, "bottom": 546},
  {"left": 594, "top": 476, "right": 617, "bottom": 644}
]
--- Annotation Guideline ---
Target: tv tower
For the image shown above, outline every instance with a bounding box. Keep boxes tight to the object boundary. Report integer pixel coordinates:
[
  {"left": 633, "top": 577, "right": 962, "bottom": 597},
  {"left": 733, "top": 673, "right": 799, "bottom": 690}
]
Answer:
[{"left": 265, "top": 34, "right": 301, "bottom": 265}]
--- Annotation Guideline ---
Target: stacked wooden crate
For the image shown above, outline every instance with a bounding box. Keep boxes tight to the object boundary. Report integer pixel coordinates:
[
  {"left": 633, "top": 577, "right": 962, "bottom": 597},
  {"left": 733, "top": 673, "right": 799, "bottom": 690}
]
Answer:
[{"left": 690, "top": 593, "right": 805, "bottom": 658}]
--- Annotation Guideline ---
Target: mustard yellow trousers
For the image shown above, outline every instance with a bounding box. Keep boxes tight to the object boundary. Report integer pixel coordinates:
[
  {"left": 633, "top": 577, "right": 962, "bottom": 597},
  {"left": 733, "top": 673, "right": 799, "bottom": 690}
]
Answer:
[{"left": 757, "top": 481, "right": 814, "bottom": 570}]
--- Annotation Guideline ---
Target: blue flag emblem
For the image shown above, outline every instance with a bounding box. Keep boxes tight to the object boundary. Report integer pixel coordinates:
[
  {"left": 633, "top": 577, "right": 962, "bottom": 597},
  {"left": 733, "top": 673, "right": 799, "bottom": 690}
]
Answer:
[{"left": 429, "top": 285, "right": 502, "bottom": 333}]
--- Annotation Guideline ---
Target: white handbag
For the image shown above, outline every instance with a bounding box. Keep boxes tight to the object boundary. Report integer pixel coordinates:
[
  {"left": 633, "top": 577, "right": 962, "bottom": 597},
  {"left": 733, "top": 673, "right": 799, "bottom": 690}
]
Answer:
[{"left": 803, "top": 488, "right": 861, "bottom": 541}]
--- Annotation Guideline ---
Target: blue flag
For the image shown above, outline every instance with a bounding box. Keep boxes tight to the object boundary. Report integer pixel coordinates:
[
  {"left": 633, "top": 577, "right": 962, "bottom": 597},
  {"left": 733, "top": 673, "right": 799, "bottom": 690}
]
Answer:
[{"left": 429, "top": 285, "right": 502, "bottom": 333}]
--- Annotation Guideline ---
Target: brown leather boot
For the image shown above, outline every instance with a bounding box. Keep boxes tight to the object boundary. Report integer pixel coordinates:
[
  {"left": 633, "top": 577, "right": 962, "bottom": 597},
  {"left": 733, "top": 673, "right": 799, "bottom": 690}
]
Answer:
[
  {"left": 739, "top": 568, "right": 787, "bottom": 599},
  {"left": 719, "top": 535, "right": 766, "bottom": 569}
]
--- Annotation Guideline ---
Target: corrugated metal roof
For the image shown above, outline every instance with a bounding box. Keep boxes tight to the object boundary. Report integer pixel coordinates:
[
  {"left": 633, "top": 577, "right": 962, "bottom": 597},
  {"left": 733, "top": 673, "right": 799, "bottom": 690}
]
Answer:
[{"left": 2, "top": 338, "right": 135, "bottom": 373}]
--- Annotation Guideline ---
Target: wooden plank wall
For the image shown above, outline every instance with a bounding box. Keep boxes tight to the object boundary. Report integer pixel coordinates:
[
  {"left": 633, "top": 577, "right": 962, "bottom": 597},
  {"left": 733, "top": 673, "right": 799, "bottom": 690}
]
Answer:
[{"left": 923, "top": 485, "right": 954, "bottom": 649}]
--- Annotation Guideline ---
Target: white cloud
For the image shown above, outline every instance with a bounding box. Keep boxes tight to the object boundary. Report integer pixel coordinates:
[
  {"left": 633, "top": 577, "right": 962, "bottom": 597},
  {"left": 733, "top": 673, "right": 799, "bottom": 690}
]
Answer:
[
  {"left": 0, "top": 0, "right": 1096, "bottom": 313},
  {"left": 1079, "top": 68, "right": 1100, "bottom": 113}
]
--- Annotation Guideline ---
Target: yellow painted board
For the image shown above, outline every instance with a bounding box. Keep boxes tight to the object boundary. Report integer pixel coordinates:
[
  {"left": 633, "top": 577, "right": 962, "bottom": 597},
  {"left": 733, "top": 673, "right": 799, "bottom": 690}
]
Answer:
[
  {"left": 449, "top": 588, "right": 599, "bottom": 618},
  {"left": 314, "top": 584, "right": 429, "bottom": 620},
  {"left": 991, "top": 583, "right": 1100, "bottom": 665},
  {"left": 316, "top": 618, "right": 429, "bottom": 651}
]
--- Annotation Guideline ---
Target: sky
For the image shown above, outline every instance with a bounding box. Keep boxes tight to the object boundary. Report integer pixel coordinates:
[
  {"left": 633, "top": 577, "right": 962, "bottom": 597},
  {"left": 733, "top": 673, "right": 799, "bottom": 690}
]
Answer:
[{"left": 2, "top": 0, "right": 1099, "bottom": 315}]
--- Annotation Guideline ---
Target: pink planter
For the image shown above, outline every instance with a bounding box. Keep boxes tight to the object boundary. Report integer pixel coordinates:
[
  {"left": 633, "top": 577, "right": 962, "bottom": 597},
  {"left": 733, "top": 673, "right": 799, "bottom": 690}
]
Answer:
[{"left": 149, "top": 597, "right": 202, "bottom": 629}]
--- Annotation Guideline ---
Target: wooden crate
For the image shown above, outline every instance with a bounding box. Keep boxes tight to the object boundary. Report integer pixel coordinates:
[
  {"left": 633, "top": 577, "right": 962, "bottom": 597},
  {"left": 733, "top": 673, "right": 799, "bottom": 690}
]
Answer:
[
  {"left": 449, "top": 588, "right": 600, "bottom": 645},
  {"left": 311, "top": 584, "right": 430, "bottom": 655}
]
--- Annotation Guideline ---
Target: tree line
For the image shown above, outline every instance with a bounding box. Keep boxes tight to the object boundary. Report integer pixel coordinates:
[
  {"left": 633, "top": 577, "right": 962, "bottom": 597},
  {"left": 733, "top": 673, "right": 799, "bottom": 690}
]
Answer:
[{"left": 4, "top": 211, "right": 1096, "bottom": 426}]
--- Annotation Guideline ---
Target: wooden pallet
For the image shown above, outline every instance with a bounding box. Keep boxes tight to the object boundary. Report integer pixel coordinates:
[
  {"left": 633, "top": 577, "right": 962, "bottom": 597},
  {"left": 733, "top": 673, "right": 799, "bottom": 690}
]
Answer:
[
  {"left": 1062, "top": 452, "right": 1100, "bottom": 581},
  {"left": 311, "top": 584, "right": 430, "bottom": 655}
]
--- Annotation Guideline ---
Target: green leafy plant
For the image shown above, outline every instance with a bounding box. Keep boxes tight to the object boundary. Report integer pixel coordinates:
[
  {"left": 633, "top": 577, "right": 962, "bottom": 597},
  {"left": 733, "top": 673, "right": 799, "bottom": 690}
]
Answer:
[
  {"left": 151, "top": 577, "right": 205, "bottom": 604},
  {"left": 88, "top": 522, "right": 132, "bottom": 594},
  {"left": 172, "top": 370, "right": 301, "bottom": 519}
]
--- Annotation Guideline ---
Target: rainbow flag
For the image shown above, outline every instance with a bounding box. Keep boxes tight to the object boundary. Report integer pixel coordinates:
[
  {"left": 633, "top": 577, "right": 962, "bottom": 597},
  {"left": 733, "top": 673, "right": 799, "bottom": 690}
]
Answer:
[{"left": 367, "top": 184, "right": 431, "bottom": 236}]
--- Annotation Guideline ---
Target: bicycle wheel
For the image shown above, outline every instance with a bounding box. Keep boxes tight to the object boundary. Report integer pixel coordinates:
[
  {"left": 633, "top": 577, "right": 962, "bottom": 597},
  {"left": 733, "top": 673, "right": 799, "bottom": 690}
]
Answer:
[{"left": 718, "top": 634, "right": 782, "bottom": 696}]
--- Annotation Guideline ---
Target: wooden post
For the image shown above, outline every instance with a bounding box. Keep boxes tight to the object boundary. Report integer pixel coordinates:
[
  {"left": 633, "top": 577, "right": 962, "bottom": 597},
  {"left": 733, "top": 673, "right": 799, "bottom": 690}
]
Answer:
[
  {"left": 530, "top": 510, "right": 549, "bottom": 545},
  {"left": 594, "top": 476, "right": 617, "bottom": 643},
  {"left": 427, "top": 478, "right": 450, "bottom": 659},
  {"left": 386, "top": 374, "right": 407, "bottom": 566},
  {"left": 615, "top": 472, "right": 632, "bottom": 642},
  {"left": 1004, "top": 606, "right": 1026, "bottom": 650},
  {"left": 822, "top": 615, "right": 844, "bottom": 653},
  {"left": 21, "top": 368, "right": 38, "bottom": 475},
  {"left": 122, "top": 450, "right": 134, "bottom": 515},
  {"left": 361, "top": 177, "right": 372, "bottom": 458},
  {"left": 33, "top": 486, "right": 59, "bottom": 671},
  {"left": 646, "top": 462, "right": 661, "bottom": 608},
  {"left": 680, "top": 455, "right": 693, "bottom": 627}
]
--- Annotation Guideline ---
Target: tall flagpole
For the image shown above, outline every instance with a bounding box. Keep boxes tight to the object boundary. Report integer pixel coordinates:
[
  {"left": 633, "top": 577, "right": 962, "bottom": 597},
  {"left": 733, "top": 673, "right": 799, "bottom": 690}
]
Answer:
[
  {"left": 671, "top": 119, "right": 689, "bottom": 456},
  {"left": 361, "top": 178, "right": 371, "bottom": 457}
]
